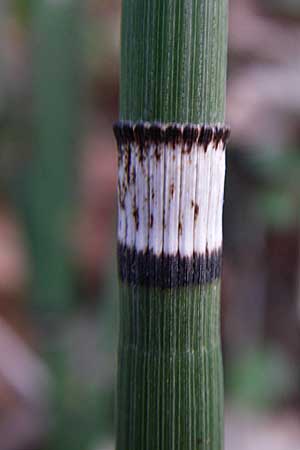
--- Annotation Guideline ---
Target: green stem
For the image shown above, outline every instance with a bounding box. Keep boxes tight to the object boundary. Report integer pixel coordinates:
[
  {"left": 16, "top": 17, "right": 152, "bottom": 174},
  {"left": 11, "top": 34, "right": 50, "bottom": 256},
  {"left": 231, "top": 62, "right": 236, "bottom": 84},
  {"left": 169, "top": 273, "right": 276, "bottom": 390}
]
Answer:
[
  {"left": 118, "top": 282, "right": 223, "bottom": 450},
  {"left": 28, "top": 0, "right": 81, "bottom": 311},
  {"left": 120, "top": 0, "right": 228, "bottom": 124},
  {"left": 116, "top": 1, "right": 228, "bottom": 449}
]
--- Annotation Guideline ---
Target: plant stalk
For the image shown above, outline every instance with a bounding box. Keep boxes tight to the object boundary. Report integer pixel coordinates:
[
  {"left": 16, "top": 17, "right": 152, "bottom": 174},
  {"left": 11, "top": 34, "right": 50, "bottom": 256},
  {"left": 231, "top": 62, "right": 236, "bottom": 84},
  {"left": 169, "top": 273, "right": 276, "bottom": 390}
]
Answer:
[
  {"left": 115, "top": 1, "right": 229, "bottom": 449},
  {"left": 28, "top": 0, "right": 81, "bottom": 311}
]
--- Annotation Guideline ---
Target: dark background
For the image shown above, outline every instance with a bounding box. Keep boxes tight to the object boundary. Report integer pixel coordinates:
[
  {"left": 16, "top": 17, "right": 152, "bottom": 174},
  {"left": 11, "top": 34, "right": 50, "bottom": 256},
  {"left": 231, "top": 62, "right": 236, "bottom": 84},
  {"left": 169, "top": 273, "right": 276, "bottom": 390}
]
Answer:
[{"left": 0, "top": 0, "right": 299, "bottom": 449}]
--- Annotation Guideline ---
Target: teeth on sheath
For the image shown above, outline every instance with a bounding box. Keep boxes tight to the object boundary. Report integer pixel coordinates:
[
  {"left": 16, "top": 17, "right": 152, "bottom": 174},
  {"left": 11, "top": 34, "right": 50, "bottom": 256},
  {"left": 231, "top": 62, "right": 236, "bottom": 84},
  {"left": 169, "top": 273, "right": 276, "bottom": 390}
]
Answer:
[{"left": 115, "top": 122, "right": 229, "bottom": 258}]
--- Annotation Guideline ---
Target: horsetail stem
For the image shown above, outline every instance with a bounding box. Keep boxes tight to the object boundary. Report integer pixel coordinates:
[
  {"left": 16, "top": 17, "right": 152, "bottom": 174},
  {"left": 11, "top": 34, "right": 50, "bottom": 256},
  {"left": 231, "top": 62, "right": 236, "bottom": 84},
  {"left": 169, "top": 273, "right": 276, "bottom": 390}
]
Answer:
[{"left": 115, "top": 1, "right": 229, "bottom": 449}]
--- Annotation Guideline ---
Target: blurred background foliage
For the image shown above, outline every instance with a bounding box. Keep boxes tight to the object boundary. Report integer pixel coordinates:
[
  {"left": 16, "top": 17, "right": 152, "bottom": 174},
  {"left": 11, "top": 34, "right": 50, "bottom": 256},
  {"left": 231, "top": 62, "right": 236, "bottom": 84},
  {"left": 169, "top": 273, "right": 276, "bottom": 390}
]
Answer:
[{"left": 0, "top": 0, "right": 299, "bottom": 449}]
